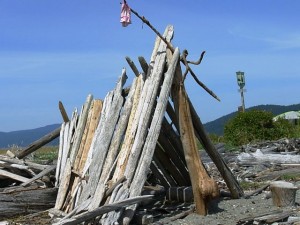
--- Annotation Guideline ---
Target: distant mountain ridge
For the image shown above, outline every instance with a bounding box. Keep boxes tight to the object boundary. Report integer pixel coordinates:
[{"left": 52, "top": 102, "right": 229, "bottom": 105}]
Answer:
[
  {"left": 0, "top": 104, "right": 299, "bottom": 148},
  {"left": 204, "top": 103, "right": 300, "bottom": 135},
  {"left": 0, "top": 124, "right": 60, "bottom": 148}
]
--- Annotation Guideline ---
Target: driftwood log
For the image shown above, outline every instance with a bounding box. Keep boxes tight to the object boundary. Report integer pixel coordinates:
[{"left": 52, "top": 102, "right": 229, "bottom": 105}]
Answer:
[
  {"left": 270, "top": 181, "right": 298, "bottom": 207},
  {"left": 0, "top": 187, "right": 57, "bottom": 218}
]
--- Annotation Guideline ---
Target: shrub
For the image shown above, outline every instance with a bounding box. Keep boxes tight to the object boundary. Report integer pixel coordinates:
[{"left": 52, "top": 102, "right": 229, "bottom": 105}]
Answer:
[{"left": 224, "top": 110, "right": 296, "bottom": 146}]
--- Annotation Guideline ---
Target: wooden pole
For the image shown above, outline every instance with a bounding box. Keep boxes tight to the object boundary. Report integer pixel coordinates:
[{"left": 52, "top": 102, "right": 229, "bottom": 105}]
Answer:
[
  {"left": 188, "top": 98, "right": 244, "bottom": 199},
  {"left": 16, "top": 127, "right": 61, "bottom": 159}
]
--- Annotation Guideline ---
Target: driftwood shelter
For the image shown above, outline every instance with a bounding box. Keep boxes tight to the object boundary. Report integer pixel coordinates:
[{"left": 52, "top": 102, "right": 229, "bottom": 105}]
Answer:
[
  {"left": 51, "top": 25, "right": 243, "bottom": 224},
  {"left": 0, "top": 25, "right": 244, "bottom": 224}
]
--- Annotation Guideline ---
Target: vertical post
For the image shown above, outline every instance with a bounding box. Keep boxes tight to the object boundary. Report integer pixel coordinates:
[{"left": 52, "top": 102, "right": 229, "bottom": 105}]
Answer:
[
  {"left": 236, "top": 71, "right": 246, "bottom": 112},
  {"left": 240, "top": 88, "right": 245, "bottom": 112}
]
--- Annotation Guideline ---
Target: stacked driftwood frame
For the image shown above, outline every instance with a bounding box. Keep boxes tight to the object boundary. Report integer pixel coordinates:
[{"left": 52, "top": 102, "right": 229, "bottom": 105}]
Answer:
[{"left": 52, "top": 25, "right": 243, "bottom": 225}]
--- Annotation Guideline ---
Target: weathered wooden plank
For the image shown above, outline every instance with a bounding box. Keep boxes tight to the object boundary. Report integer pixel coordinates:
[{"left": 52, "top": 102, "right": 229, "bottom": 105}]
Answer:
[
  {"left": 22, "top": 164, "right": 56, "bottom": 187},
  {"left": 69, "top": 94, "right": 93, "bottom": 165},
  {"left": 77, "top": 99, "right": 102, "bottom": 172},
  {"left": 0, "top": 168, "right": 30, "bottom": 183},
  {"left": 79, "top": 70, "right": 127, "bottom": 206},
  {"left": 88, "top": 75, "right": 140, "bottom": 210},
  {"left": 111, "top": 74, "right": 144, "bottom": 183},
  {"left": 55, "top": 159, "right": 72, "bottom": 210},
  {"left": 154, "top": 143, "right": 187, "bottom": 186},
  {"left": 122, "top": 47, "right": 180, "bottom": 225},
  {"left": 55, "top": 123, "right": 65, "bottom": 187},
  {"left": 0, "top": 156, "right": 47, "bottom": 172},
  {"left": 124, "top": 26, "right": 175, "bottom": 184},
  {"left": 54, "top": 195, "right": 153, "bottom": 225}
]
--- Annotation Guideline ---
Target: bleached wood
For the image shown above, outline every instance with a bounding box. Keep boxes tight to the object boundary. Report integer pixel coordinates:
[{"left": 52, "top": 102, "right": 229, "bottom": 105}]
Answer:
[
  {"left": 122, "top": 47, "right": 180, "bottom": 225},
  {"left": 0, "top": 155, "right": 47, "bottom": 171},
  {"left": 22, "top": 164, "right": 56, "bottom": 187},
  {"left": 15, "top": 127, "right": 61, "bottom": 159},
  {"left": 0, "top": 168, "right": 30, "bottom": 183},
  {"left": 124, "top": 25, "right": 174, "bottom": 184},
  {"left": 53, "top": 195, "right": 153, "bottom": 225},
  {"left": 237, "top": 149, "right": 300, "bottom": 165},
  {"left": 69, "top": 94, "right": 93, "bottom": 165},
  {"left": 64, "top": 100, "right": 103, "bottom": 211},
  {"left": 77, "top": 100, "right": 102, "bottom": 172},
  {"left": 55, "top": 159, "right": 72, "bottom": 210},
  {"left": 55, "top": 123, "right": 65, "bottom": 187},
  {"left": 111, "top": 74, "right": 144, "bottom": 183},
  {"left": 88, "top": 76, "right": 139, "bottom": 210},
  {"left": 78, "top": 71, "right": 127, "bottom": 206}
]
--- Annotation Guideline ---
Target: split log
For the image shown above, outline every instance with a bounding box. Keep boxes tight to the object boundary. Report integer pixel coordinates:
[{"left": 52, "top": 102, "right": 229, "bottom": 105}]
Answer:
[
  {"left": 111, "top": 74, "right": 144, "bottom": 184},
  {"left": 270, "top": 181, "right": 298, "bottom": 207},
  {"left": 55, "top": 159, "right": 72, "bottom": 210}
]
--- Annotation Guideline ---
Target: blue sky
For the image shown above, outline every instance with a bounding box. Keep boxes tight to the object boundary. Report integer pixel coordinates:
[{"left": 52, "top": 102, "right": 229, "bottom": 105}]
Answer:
[{"left": 0, "top": 1, "right": 299, "bottom": 132}]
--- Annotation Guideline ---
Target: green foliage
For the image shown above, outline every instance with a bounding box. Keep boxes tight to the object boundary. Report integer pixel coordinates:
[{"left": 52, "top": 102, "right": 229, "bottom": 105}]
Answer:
[
  {"left": 33, "top": 146, "right": 58, "bottom": 162},
  {"left": 224, "top": 110, "right": 296, "bottom": 146}
]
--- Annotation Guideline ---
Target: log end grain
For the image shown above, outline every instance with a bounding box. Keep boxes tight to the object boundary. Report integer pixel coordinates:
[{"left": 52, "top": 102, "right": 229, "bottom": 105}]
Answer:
[{"left": 270, "top": 181, "right": 298, "bottom": 207}]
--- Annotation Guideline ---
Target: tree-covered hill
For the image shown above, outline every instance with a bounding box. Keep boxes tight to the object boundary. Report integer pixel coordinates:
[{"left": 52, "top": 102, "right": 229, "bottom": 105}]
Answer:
[{"left": 0, "top": 104, "right": 299, "bottom": 148}]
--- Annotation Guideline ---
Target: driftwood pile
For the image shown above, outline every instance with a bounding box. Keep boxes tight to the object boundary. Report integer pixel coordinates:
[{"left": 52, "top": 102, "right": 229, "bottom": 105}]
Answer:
[
  {"left": 0, "top": 153, "right": 57, "bottom": 218},
  {"left": 50, "top": 25, "right": 243, "bottom": 224},
  {"left": 0, "top": 25, "right": 245, "bottom": 224}
]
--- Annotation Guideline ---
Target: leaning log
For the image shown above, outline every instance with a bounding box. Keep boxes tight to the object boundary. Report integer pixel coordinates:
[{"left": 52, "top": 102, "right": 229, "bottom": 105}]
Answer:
[
  {"left": 177, "top": 83, "right": 219, "bottom": 215},
  {"left": 15, "top": 127, "right": 61, "bottom": 159},
  {"left": 188, "top": 98, "right": 244, "bottom": 199}
]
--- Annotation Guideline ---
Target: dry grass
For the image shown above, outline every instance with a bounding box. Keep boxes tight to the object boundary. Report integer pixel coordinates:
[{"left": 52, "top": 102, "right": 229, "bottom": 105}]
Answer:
[{"left": 0, "top": 145, "right": 59, "bottom": 162}]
